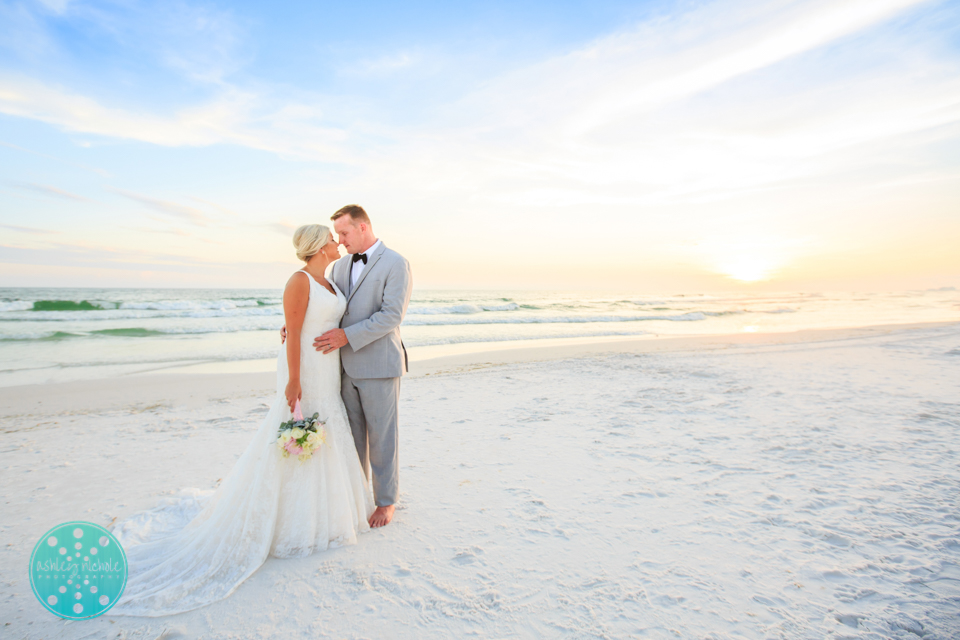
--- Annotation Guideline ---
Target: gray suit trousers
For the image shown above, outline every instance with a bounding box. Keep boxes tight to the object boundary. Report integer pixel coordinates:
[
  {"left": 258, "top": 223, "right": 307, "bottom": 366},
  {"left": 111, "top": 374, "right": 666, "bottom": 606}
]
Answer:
[{"left": 340, "top": 373, "right": 400, "bottom": 507}]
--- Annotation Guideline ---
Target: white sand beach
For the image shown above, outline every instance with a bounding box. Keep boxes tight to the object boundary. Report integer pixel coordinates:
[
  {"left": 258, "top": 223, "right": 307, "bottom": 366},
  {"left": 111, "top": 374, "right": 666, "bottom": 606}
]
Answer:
[{"left": 2, "top": 322, "right": 959, "bottom": 639}]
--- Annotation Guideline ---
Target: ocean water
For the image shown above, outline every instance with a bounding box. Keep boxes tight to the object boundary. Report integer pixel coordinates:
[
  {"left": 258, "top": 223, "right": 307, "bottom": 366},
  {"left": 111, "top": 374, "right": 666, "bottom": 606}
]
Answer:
[{"left": 0, "top": 287, "right": 957, "bottom": 387}]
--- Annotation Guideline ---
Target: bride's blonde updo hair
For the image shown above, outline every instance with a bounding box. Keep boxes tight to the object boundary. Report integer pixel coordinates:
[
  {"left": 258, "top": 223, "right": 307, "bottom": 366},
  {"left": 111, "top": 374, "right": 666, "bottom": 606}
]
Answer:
[{"left": 292, "top": 224, "right": 331, "bottom": 262}]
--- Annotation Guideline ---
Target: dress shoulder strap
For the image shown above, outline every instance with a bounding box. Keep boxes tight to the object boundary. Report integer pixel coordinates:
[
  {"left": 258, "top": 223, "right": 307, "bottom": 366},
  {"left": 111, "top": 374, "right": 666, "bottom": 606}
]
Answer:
[{"left": 296, "top": 270, "right": 318, "bottom": 286}]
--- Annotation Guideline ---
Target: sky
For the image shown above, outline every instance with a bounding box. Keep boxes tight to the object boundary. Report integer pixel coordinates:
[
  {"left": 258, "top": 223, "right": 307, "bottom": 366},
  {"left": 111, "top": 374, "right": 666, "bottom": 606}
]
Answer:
[{"left": 0, "top": 0, "right": 958, "bottom": 291}]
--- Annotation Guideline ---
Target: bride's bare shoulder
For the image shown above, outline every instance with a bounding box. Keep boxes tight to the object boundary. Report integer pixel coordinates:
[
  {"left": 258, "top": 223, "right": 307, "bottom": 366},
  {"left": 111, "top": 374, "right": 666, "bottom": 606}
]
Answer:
[{"left": 283, "top": 271, "right": 310, "bottom": 298}]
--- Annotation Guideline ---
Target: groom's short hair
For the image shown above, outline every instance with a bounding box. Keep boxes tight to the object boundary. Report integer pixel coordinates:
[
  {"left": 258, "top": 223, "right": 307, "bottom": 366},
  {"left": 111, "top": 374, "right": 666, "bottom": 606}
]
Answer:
[{"left": 331, "top": 204, "right": 371, "bottom": 226}]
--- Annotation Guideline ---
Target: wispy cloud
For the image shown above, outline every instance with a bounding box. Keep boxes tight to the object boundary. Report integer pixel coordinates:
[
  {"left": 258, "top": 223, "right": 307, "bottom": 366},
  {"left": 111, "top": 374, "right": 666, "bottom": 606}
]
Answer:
[
  {"left": 160, "top": 227, "right": 191, "bottom": 237},
  {"left": 1, "top": 238, "right": 225, "bottom": 268},
  {"left": 0, "top": 140, "right": 110, "bottom": 177},
  {"left": 0, "top": 224, "right": 58, "bottom": 235},
  {"left": 343, "top": 50, "right": 421, "bottom": 76},
  {"left": 127, "top": 223, "right": 191, "bottom": 238},
  {"left": 8, "top": 181, "right": 89, "bottom": 202},
  {"left": 363, "top": 0, "right": 959, "bottom": 213},
  {"left": 0, "top": 242, "right": 296, "bottom": 287},
  {"left": 266, "top": 221, "right": 298, "bottom": 236},
  {"left": 188, "top": 196, "right": 237, "bottom": 216},
  {"left": 0, "top": 75, "right": 353, "bottom": 161},
  {"left": 0, "top": 2, "right": 57, "bottom": 61},
  {"left": 566, "top": 0, "right": 936, "bottom": 135},
  {"left": 35, "top": 0, "right": 72, "bottom": 15},
  {"left": 47, "top": 1, "right": 246, "bottom": 84},
  {"left": 150, "top": 3, "right": 246, "bottom": 84},
  {"left": 111, "top": 188, "right": 211, "bottom": 226}
]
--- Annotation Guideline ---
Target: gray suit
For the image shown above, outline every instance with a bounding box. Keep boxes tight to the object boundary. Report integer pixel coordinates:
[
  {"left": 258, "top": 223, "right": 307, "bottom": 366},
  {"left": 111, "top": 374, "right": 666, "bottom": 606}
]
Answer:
[{"left": 331, "top": 241, "right": 412, "bottom": 507}]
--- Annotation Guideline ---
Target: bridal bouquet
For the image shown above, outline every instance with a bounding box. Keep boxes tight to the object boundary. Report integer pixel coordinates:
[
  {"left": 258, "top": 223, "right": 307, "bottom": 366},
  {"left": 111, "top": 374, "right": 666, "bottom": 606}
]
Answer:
[{"left": 277, "top": 400, "right": 326, "bottom": 463}]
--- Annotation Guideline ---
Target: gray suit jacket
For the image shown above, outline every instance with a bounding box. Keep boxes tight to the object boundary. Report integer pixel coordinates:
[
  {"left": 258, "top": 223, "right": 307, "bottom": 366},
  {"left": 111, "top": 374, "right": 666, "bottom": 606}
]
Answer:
[{"left": 332, "top": 242, "right": 413, "bottom": 379}]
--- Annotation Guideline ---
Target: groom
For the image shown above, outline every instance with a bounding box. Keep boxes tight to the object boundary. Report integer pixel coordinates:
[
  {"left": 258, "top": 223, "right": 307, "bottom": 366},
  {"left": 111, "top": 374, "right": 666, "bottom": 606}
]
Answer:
[{"left": 313, "top": 205, "right": 413, "bottom": 528}]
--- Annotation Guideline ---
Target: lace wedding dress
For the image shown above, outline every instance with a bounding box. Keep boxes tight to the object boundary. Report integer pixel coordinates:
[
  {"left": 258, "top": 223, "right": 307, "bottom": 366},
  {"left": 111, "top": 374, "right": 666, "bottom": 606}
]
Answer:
[{"left": 109, "top": 271, "right": 374, "bottom": 617}]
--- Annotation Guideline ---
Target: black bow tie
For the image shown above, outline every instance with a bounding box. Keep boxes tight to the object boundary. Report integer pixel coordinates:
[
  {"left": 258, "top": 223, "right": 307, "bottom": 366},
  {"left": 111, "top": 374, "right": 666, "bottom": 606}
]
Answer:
[{"left": 352, "top": 253, "right": 367, "bottom": 264}]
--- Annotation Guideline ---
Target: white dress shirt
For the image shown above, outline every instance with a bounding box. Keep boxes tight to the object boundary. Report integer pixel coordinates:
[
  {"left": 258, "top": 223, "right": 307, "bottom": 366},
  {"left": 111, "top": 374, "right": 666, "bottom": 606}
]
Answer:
[{"left": 351, "top": 239, "right": 381, "bottom": 289}]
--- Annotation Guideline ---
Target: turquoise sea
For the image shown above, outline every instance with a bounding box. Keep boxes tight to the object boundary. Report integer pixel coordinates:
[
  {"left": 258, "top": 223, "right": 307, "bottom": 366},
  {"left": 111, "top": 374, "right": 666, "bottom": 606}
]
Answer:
[{"left": 0, "top": 287, "right": 957, "bottom": 387}]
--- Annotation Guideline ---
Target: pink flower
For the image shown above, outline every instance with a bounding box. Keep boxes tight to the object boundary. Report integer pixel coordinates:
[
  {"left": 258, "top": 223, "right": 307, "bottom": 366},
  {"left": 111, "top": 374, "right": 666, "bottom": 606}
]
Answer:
[{"left": 283, "top": 439, "right": 303, "bottom": 455}]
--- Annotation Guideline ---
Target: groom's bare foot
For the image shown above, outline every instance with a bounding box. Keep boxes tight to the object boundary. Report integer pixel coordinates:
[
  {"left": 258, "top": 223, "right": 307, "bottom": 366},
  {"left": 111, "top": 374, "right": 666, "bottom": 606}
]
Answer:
[{"left": 369, "top": 505, "right": 395, "bottom": 528}]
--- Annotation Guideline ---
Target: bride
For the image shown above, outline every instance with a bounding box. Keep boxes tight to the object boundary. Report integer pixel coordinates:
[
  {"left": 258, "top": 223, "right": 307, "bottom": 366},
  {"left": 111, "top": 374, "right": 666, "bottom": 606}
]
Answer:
[{"left": 109, "top": 224, "right": 375, "bottom": 617}]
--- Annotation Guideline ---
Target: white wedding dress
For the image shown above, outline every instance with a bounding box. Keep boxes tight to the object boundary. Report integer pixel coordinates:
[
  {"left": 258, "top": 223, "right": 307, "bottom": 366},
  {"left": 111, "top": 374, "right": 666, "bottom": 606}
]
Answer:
[{"left": 109, "top": 271, "right": 374, "bottom": 617}]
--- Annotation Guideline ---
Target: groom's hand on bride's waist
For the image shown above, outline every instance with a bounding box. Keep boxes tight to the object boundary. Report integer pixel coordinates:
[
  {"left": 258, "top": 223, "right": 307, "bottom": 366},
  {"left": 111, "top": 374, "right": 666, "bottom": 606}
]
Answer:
[
  {"left": 314, "top": 329, "right": 348, "bottom": 354},
  {"left": 280, "top": 324, "right": 286, "bottom": 343}
]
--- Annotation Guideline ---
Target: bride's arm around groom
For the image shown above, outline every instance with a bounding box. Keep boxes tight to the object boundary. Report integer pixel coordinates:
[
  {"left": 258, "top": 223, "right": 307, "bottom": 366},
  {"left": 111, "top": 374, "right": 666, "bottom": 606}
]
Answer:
[
  {"left": 316, "top": 223, "right": 412, "bottom": 376},
  {"left": 330, "top": 247, "right": 412, "bottom": 372}
]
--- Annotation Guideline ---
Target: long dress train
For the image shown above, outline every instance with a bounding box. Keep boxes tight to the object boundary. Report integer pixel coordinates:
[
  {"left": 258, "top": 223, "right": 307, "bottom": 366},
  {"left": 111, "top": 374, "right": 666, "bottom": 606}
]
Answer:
[{"left": 108, "top": 272, "right": 374, "bottom": 617}]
